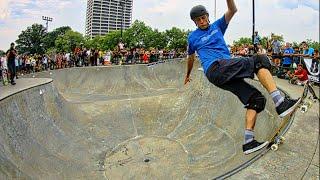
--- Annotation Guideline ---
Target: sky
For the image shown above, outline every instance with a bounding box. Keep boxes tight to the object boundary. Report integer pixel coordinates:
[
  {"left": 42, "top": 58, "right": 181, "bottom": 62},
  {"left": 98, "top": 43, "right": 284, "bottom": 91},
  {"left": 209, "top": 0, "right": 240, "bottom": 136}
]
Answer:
[{"left": 0, "top": 0, "right": 319, "bottom": 51}]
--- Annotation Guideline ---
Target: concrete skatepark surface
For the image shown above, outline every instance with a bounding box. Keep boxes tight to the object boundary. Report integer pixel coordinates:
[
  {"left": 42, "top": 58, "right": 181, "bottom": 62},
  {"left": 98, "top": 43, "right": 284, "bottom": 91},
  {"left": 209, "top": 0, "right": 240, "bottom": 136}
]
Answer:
[{"left": 0, "top": 60, "right": 318, "bottom": 179}]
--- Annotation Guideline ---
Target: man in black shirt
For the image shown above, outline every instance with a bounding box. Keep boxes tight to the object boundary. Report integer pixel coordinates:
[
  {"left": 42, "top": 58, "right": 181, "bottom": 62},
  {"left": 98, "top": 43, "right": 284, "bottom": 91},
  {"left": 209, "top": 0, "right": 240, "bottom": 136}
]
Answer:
[{"left": 6, "top": 43, "right": 17, "bottom": 85}]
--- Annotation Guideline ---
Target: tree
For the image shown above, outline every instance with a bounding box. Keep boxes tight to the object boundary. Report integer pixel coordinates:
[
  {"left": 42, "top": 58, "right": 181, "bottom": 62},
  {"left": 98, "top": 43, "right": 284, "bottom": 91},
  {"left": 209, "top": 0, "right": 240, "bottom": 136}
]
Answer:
[
  {"left": 55, "top": 30, "right": 84, "bottom": 52},
  {"left": 85, "top": 35, "right": 104, "bottom": 50},
  {"left": 147, "top": 29, "right": 167, "bottom": 50},
  {"left": 164, "top": 27, "right": 188, "bottom": 50},
  {"left": 306, "top": 39, "right": 320, "bottom": 50},
  {"left": 100, "top": 31, "right": 122, "bottom": 51},
  {"left": 15, "top": 24, "right": 47, "bottom": 54},
  {"left": 271, "top": 33, "right": 284, "bottom": 43},
  {"left": 122, "top": 20, "right": 153, "bottom": 49},
  {"left": 0, "top": 50, "right": 5, "bottom": 56},
  {"left": 43, "top": 26, "right": 71, "bottom": 51},
  {"left": 232, "top": 37, "right": 252, "bottom": 47}
]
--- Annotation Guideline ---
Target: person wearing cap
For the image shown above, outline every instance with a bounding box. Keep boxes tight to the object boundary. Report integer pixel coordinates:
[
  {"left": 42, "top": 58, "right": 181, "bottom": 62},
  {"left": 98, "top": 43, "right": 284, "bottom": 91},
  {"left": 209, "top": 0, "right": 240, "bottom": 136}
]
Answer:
[{"left": 185, "top": 0, "right": 300, "bottom": 155}]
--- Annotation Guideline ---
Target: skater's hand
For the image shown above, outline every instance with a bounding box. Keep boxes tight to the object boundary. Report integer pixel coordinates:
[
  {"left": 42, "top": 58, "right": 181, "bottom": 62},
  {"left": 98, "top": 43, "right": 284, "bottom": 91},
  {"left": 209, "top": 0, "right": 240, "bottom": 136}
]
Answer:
[{"left": 184, "top": 75, "right": 191, "bottom": 85}]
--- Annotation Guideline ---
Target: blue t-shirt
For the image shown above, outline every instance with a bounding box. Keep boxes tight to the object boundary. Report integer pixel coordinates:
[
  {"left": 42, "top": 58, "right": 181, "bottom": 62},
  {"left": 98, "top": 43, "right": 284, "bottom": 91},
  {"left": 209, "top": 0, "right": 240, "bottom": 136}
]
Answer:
[
  {"left": 283, "top": 47, "right": 294, "bottom": 65},
  {"left": 188, "top": 15, "right": 230, "bottom": 74},
  {"left": 304, "top": 48, "right": 314, "bottom": 56}
]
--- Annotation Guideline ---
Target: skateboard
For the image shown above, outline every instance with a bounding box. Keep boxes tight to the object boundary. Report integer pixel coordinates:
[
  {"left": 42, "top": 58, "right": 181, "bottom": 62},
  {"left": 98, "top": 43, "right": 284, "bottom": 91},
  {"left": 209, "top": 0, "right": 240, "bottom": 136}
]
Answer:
[
  {"left": 268, "top": 81, "right": 318, "bottom": 151},
  {"left": 300, "top": 81, "right": 319, "bottom": 113},
  {"left": 1, "top": 58, "right": 9, "bottom": 86}
]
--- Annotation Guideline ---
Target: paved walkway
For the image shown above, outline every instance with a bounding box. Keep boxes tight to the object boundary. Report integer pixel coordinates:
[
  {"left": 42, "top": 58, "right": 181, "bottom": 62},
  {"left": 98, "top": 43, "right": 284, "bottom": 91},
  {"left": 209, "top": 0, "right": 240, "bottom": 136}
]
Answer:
[{"left": 0, "top": 78, "right": 52, "bottom": 100}]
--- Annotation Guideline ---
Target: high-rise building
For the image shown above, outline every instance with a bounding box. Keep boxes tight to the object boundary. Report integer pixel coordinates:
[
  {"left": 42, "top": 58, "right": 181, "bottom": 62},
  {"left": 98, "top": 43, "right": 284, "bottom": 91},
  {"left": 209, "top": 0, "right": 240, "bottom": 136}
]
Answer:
[{"left": 85, "top": 0, "right": 133, "bottom": 38}]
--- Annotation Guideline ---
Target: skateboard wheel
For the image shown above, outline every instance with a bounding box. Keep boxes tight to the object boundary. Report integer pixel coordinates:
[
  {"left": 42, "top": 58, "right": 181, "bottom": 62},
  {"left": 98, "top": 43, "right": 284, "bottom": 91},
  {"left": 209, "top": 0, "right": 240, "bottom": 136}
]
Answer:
[
  {"left": 300, "top": 105, "right": 308, "bottom": 113},
  {"left": 271, "top": 144, "right": 278, "bottom": 151},
  {"left": 279, "top": 136, "right": 285, "bottom": 144}
]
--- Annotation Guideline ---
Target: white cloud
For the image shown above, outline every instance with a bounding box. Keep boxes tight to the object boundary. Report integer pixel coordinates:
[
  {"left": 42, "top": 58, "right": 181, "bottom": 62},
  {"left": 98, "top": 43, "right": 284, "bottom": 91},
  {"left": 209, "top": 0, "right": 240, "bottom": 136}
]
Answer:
[{"left": 0, "top": 0, "right": 10, "bottom": 20}]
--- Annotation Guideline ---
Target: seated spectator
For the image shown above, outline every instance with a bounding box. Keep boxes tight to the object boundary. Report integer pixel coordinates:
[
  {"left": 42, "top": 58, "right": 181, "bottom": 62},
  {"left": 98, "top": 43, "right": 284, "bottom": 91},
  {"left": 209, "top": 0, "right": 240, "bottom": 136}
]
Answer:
[{"left": 287, "top": 64, "right": 308, "bottom": 85}]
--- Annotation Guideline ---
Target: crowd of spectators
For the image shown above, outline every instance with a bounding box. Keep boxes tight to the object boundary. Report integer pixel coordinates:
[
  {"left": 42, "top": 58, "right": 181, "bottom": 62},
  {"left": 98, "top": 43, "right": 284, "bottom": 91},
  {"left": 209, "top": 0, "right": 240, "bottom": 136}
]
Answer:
[
  {"left": 0, "top": 44, "right": 187, "bottom": 81},
  {"left": 229, "top": 33, "right": 319, "bottom": 86},
  {"left": 1, "top": 34, "right": 319, "bottom": 87}
]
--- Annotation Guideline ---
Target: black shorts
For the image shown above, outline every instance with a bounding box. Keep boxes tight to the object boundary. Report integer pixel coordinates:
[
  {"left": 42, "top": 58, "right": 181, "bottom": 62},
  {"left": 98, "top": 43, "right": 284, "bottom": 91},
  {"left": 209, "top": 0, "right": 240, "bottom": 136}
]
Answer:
[{"left": 205, "top": 57, "right": 262, "bottom": 105}]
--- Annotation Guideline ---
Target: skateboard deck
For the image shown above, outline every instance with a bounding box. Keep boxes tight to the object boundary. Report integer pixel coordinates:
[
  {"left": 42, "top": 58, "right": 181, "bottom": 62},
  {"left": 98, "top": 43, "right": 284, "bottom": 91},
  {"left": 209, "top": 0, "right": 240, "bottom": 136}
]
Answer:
[
  {"left": 1, "top": 59, "right": 9, "bottom": 86},
  {"left": 268, "top": 81, "right": 317, "bottom": 151},
  {"left": 2, "top": 69, "right": 9, "bottom": 86}
]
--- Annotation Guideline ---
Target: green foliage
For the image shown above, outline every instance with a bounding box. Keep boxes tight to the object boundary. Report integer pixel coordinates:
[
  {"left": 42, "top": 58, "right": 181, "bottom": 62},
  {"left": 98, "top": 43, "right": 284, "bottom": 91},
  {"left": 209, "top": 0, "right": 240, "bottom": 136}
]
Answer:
[
  {"left": 55, "top": 30, "right": 84, "bottom": 52},
  {"left": 100, "top": 31, "right": 121, "bottom": 50},
  {"left": 270, "top": 33, "right": 284, "bottom": 43},
  {"left": 97, "top": 20, "right": 187, "bottom": 50},
  {"left": 0, "top": 50, "right": 5, "bottom": 56},
  {"left": 43, "top": 26, "right": 71, "bottom": 50},
  {"left": 259, "top": 37, "right": 269, "bottom": 48},
  {"left": 306, "top": 39, "right": 320, "bottom": 50},
  {"left": 85, "top": 35, "right": 104, "bottom": 50},
  {"left": 14, "top": 21, "right": 319, "bottom": 54},
  {"left": 233, "top": 37, "right": 252, "bottom": 46},
  {"left": 147, "top": 29, "right": 167, "bottom": 50},
  {"left": 292, "top": 41, "right": 300, "bottom": 48},
  {"left": 46, "top": 48, "right": 57, "bottom": 56},
  {"left": 15, "top": 24, "right": 47, "bottom": 54},
  {"left": 232, "top": 33, "right": 286, "bottom": 49},
  {"left": 165, "top": 27, "right": 188, "bottom": 50},
  {"left": 122, "top": 20, "right": 153, "bottom": 49}
]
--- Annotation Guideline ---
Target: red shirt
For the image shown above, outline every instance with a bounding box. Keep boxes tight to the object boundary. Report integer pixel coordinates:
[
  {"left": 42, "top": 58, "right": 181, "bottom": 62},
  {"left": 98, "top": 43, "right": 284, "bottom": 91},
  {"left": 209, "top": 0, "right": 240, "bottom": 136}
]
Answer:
[{"left": 294, "top": 69, "right": 308, "bottom": 81}]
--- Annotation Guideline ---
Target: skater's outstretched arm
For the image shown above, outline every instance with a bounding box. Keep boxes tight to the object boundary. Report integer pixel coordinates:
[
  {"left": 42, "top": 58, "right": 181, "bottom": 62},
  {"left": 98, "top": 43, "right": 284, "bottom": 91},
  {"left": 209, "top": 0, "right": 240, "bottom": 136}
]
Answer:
[
  {"left": 184, "top": 54, "right": 195, "bottom": 85},
  {"left": 225, "top": 0, "right": 237, "bottom": 24}
]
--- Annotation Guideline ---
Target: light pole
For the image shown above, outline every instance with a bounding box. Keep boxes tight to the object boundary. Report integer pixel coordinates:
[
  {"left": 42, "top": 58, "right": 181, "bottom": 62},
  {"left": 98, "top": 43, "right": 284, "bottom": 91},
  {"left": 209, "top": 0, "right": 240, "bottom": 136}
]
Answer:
[
  {"left": 42, "top": 16, "right": 53, "bottom": 32},
  {"left": 214, "top": 0, "right": 217, "bottom": 21},
  {"left": 252, "top": 0, "right": 255, "bottom": 45}
]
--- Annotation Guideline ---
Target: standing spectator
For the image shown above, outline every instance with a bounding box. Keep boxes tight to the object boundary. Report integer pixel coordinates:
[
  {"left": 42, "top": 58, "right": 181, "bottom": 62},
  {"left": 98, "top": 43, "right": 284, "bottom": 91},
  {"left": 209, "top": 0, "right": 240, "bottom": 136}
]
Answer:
[
  {"left": 271, "top": 34, "right": 282, "bottom": 66},
  {"left": 149, "top": 51, "right": 157, "bottom": 63},
  {"left": 104, "top": 50, "right": 112, "bottom": 65},
  {"left": 292, "top": 46, "right": 301, "bottom": 65},
  {"left": 25, "top": 55, "right": 31, "bottom": 73},
  {"left": 253, "top": 31, "right": 261, "bottom": 53},
  {"left": 93, "top": 49, "right": 99, "bottom": 66},
  {"left": 15, "top": 55, "right": 19, "bottom": 79},
  {"left": 30, "top": 55, "right": 36, "bottom": 73},
  {"left": 282, "top": 42, "right": 294, "bottom": 68},
  {"left": 142, "top": 51, "right": 149, "bottom": 63},
  {"left": 6, "top": 42, "right": 17, "bottom": 85},
  {"left": 43, "top": 55, "right": 48, "bottom": 70},
  {"left": 301, "top": 41, "right": 314, "bottom": 57},
  {"left": 134, "top": 50, "right": 140, "bottom": 63},
  {"left": 271, "top": 35, "right": 281, "bottom": 55}
]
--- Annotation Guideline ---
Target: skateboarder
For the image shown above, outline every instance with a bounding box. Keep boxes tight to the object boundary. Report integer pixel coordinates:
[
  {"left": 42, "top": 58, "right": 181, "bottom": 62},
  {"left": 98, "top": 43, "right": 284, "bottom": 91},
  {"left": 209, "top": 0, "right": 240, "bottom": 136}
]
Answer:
[
  {"left": 6, "top": 42, "right": 17, "bottom": 85},
  {"left": 185, "top": 1, "right": 300, "bottom": 155}
]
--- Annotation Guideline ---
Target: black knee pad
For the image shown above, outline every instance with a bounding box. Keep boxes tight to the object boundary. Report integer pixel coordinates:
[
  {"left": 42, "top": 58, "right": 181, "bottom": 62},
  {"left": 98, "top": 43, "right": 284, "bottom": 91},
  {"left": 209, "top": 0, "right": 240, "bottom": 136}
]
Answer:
[
  {"left": 245, "top": 92, "right": 266, "bottom": 113},
  {"left": 253, "top": 54, "right": 271, "bottom": 73}
]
